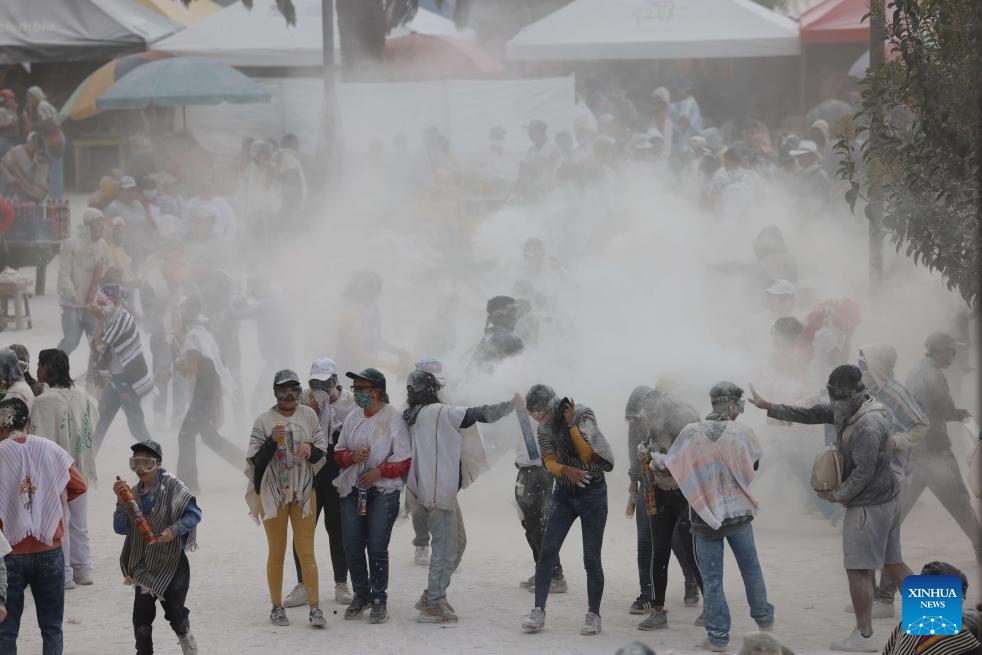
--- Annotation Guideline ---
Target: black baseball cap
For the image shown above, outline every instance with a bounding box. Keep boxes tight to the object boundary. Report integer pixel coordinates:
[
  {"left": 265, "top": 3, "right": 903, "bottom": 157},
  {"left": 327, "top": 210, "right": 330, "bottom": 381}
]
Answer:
[
  {"left": 273, "top": 369, "right": 301, "bottom": 387},
  {"left": 131, "top": 439, "right": 163, "bottom": 460},
  {"left": 346, "top": 368, "right": 386, "bottom": 391}
]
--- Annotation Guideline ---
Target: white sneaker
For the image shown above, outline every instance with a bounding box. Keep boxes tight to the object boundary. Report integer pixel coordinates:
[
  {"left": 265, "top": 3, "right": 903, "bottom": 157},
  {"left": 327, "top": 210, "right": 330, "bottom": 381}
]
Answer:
[
  {"left": 415, "top": 546, "right": 430, "bottom": 566},
  {"left": 580, "top": 611, "right": 601, "bottom": 635},
  {"left": 73, "top": 570, "right": 94, "bottom": 586},
  {"left": 283, "top": 583, "right": 308, "bottom": 608},
  {"left": 64, "top": 580, "right": 77, "bottom": 590},
  {"left": 831, "top": 629, "right": 880, "bottom": 652},
  {"left": 522, "top": 607, "right": 545, "bottom": 633},
  {"left": 335, "top": 582, "right": 353, "bottom": 604}
]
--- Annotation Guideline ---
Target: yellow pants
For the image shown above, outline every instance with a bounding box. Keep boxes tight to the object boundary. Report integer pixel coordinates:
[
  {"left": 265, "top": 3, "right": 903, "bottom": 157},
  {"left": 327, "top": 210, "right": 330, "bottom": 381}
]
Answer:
[{"left": 262, "top": 490, "right": 319, "bottom": 607}]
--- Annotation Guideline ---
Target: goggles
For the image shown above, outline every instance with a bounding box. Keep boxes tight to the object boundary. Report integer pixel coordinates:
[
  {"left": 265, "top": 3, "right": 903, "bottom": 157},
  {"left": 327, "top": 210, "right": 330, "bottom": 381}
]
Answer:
[
  {"left": 129, "top": 456, "right": 158, "bottom": 472},
  {"left": 274, "top": 385, "right": 302, "bottom": 402}
]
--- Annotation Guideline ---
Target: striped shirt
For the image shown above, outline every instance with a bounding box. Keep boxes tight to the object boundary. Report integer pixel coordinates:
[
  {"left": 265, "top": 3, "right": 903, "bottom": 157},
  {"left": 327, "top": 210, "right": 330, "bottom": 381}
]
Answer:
[
  {"left": 537, "top": 405, "right": 614, "bottom": 486},
  {"left": 99, "top": 308, "right": 153, "bottom": 397}
]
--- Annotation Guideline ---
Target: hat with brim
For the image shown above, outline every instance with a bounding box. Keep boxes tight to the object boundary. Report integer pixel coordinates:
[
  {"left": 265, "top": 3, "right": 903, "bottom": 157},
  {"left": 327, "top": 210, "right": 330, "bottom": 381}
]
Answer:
[
  {"left": 346, "top": 368, "right": 386, "bottom": 391},
  {"left": 309, "top": 357, "right": 338, "bottom": 382},
  {"left": 789, "top": 140, "right": 819, "bottom": 157}
]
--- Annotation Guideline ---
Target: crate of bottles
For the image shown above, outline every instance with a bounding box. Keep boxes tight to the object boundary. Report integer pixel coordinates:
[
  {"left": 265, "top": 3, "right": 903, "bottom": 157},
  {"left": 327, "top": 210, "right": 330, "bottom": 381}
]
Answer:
[{"left": 1, "top": 198, "right": 71, "bottom": 241}]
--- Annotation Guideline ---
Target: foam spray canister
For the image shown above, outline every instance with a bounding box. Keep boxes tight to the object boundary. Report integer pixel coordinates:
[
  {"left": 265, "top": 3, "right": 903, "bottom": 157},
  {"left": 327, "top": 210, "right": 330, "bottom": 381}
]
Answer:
[{"left": 116, "top": 476, "right": 156, "bottom": 544}]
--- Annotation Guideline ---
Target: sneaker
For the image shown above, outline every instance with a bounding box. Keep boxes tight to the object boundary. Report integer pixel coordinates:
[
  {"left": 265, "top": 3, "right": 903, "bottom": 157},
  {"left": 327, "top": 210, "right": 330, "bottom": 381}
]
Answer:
[
  {"left": 283, "top": 583, "right": 308, "bottom": 608},
  {"left": 270, "top": 606, "right": 290, "bottom": 627},
  {"left": 695, "top": 612, "right": 705, "bottom": 626},
  {"left": 368, "top": 599, "right": 388, "bottom": 624},
  {"left": 630, "top": 595, "right": 653, "bottom": 614},
  {"left": 701, "top": 637, "right": 728, "bottom": 652},
  {"left": 580, "top": 611, "right": 601, "bottom": 635},
  {"left": 831, "top": 629, "right": 880, "bottom": 652},
  {"left": 345, "top": 596, "right": 370, "bottom": 620},
  {"left": 73, "top": 570, "right": 94, "bottom": 586},
  {"left": 638, "top": 609, "right": 668, "bottom": 631},
  {"left": 522, "top": 607, "right": 545, "bottom": 633},
  {"left": 335, "top": 582, "right": 353, "bottom": 605},
  {"left": 309, "top": 607, "right": 327, "bottom": 628},
  {"left": 415, "top": 546, "right": 430, "bottom": 566},
  {"left": 64, "top": 579, "right": 77, "bottom": 590},
  {"left": 520, "top": 574, "right": 535, "bottom": 589},
  {"left": 177, "top": 631, "right": 198, "bottom": 655},
  {"left": 418, "top": 601, "right": 458, "bottom": 624},
  {"left": 685, "top": 578, "right": 701, "bottom": 606},
  {"left": 415, "top": 590, "right": 428, "bottom": 611}
]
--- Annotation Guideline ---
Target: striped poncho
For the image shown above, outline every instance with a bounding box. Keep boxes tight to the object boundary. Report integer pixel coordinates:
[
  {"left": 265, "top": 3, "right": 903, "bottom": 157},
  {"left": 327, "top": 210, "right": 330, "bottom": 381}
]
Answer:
[
  {"left": 119, "top": 472, "right": 197, "bottom": 599},
  {"left": 97, "top": 306, "right": 153, "bottom": 397},
  {"left": 665, "top": 418, "right": 761, "bottom": 531}
]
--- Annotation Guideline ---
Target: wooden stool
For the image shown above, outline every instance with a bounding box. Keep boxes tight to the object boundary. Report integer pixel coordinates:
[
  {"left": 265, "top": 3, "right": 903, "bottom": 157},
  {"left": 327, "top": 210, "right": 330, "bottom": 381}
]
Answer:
[{"left": 0, "top": 283, "right": 32, "bottom": 331}]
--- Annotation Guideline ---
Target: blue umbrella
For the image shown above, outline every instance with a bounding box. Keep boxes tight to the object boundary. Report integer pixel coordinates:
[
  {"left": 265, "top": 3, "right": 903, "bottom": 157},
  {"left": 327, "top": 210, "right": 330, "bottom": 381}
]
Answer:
[{"left": 96, "top": 56, "right": 270, "bottom": 109}]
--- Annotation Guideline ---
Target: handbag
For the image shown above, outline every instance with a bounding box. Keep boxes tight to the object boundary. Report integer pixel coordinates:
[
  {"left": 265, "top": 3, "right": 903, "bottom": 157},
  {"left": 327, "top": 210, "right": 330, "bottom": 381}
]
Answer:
[{"left": 811, "top": 445, "right": 844, "bottom": 492}]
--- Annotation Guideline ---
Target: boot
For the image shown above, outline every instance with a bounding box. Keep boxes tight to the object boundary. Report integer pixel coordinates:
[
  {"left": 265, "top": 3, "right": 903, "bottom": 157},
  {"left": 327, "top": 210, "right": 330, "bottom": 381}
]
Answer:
[
  {"left": 178, "top": 631, "right": 198, "bottom": 655},
  {"left": 684, "top": 578, "right": 700, "bottom": 606}
]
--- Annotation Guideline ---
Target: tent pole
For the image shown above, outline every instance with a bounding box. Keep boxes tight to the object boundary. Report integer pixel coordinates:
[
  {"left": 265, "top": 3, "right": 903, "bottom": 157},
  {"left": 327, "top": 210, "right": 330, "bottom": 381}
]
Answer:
[
  {"left": 320, "top": 0, "right": 337, "bottom": 184},
  {"left": 798, "top": 43, "right": 807, "bottom": 120},
  {"left": 182, "top": 105, "right": 187, "bottom": 134}
]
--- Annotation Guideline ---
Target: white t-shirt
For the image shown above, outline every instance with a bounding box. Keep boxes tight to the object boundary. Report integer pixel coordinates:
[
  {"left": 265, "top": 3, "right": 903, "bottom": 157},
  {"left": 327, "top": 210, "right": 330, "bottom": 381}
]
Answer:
[{"left": 334, "top": 404, "right": 411, "bottom": 498}]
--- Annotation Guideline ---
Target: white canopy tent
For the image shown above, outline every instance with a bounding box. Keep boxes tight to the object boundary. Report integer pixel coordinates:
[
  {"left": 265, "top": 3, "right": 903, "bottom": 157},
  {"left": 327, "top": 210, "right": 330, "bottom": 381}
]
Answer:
[
  {"left": 506, "top": 0, "right": 800, "bottom": 61},
  {"left": 153, "top": 0, "right": 473, "bottom": 67}
]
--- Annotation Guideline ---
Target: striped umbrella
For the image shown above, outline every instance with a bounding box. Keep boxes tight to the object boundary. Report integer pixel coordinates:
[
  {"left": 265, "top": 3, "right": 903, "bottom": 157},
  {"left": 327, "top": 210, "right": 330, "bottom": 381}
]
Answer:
[{"left": 58, "top": 51, "right": 173, "bottom": 122}]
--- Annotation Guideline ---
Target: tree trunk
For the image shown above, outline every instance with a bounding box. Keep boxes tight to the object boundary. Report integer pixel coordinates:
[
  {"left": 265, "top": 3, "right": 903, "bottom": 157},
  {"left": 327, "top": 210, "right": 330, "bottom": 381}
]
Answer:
[{"left": 336, "top": 0, "right": 386, "bottom": 80}]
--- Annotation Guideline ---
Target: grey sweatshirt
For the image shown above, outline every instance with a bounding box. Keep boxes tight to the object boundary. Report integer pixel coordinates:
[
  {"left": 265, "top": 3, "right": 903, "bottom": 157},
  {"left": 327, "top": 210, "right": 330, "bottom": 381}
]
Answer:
[{"left": 768, "top": 398, "right": 899, "bottom": 507}]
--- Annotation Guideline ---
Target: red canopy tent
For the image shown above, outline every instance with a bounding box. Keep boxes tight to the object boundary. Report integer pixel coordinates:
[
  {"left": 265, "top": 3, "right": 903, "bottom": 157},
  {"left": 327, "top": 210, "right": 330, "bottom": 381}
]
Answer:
[{"left": 800, "top": 0, "right": 871, "bottom": 43}]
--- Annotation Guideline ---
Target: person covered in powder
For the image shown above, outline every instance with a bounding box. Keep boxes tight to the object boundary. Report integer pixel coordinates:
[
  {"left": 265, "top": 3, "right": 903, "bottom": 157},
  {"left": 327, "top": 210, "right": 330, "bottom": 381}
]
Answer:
[
  {"left": 0, "top": 397, "right": 87, "bottom": 655},
  {"left": 30, "top": 349, "right": 100, "bottom": 589},
  {"left": 56, "top": 208, "right": 111, "bottom": 356},
  {"left": 113, "top": 439, "right": 201, "bottom": 654},
  {"left": 625, "top": 384, "right": 704, "bottom": 630},
  {"left": 246, "top": 370, "right": 328, "bottom": 629},
  {"left": 403, "top": 365, "right": 522, "bottom": 623},
  {"left": 334, "top": 368, "right": 411, "bottom": 625},
  {"left": 750, "top": 365, "right": 912, "bottom": 652},
  {"left": 9, "top": 345, "right": 43, "bottom": 398},
  {"left": 283, "top": 357, "right": 358, "bottom": 608},
  {"left": 521, "top": 385, "right": 614, "bottom": 636},
  {"left": 335, "top": 272, "right": 409, "bottom": 375},
  {"left": 898, "top": 332, "right": 981, "bottom": 563},
  {"left": 0, "top": 348, "right": 37, "bottom": 413},
  {"left": 173, "top": 295, "right": 245, "bottom": 493},
  {"left": 89, "top": 276, "right": 155, "bottom": 455},
  {"left": 665, "top": 382, "right": 773, "bottom": 653}
]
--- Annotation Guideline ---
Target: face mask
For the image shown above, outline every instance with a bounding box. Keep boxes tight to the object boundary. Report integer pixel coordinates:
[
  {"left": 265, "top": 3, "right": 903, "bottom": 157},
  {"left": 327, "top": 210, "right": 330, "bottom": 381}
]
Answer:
[
  {"left": 274, "top": 386, "right": 301, "bottom": 402},
  {"left": 354, "top": 391, "right": 372, "bottom": 408}
]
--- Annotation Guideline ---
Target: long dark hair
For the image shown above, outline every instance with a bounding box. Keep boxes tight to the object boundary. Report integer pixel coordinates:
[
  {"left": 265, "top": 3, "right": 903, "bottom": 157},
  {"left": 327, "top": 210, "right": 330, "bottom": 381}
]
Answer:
[{"left": 38, "top": 349, "right": 73, "bottom": 388}]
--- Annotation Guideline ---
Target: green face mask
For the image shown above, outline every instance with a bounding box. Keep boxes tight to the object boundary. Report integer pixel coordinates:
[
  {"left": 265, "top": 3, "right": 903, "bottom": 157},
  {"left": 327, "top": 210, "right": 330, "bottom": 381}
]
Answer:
[{"left": 354, "top": 391, "right": 372, "bottom": 408}]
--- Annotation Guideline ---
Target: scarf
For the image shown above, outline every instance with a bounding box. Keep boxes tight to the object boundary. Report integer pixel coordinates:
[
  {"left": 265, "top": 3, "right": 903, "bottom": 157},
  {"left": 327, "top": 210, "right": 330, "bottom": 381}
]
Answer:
[
  {"left": 665, "top": 419, "right": 760, "bottom": 531},
  {"left": 120, "top": 472, "right": 196, "bottom": 599},
  {"left": 0, "top": 434, "right": 73, "bottom": 547}
]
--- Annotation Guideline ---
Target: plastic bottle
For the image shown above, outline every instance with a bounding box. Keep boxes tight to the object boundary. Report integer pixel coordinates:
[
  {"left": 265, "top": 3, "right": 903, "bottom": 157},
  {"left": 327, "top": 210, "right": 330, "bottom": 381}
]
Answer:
[
  {"left": 116, "top": 476, "right": 156, "bottom": 544},
  {"left": 274, "top": 421, "right": 290, "bottom": 488}
]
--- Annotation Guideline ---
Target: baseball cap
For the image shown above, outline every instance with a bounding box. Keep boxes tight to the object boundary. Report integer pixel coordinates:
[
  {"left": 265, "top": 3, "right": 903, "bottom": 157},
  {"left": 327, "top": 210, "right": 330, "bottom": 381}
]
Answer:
[
  {"left": 765, "top": 279, "right": 796, "bottom": 297},
  {"left": 119, "top": 176, "right": 137, "bottom": 189},
  {"left": 651, "top": 86, "right": 671, "bottom": 105},
  {"left": 789, "top": 140, "right": 818, "bottom": 157},
  {"left": 273, "top": 369, "right": 301, "bottom": 387},
  {"left": 346, "top": 368, "right": 386, "bottom": 391},
  {"left": 309, "top": 357, "right": 338, "bottom": 382},
  {"left": 131, "top": 439, "right": 163, "bottom": 460},
  {"left": 414, "top": 358, "right": 445, "bottom": 385}
]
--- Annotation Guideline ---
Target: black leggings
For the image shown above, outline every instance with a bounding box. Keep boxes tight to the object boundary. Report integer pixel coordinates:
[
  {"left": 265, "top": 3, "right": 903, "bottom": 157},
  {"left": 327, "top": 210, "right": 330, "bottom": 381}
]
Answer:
[
  {"left": 293, "top": 456, "right": 348, "bottom": 585},
  {"left": 649, "top": 488, "right": 702, "bottom": 606}
]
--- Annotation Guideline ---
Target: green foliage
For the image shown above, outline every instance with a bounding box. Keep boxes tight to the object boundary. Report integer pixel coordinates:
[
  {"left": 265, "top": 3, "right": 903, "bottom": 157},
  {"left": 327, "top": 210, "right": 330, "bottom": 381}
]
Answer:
[{"left": 840, "top": 0, "right": 980, "bottom": 306}]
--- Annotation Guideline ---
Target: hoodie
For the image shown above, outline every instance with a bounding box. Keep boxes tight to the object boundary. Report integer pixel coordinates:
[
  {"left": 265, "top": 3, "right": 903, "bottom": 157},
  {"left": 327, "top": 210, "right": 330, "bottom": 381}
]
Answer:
[{"left": 768, "top": 397, "right": 899, "bottom": 507}]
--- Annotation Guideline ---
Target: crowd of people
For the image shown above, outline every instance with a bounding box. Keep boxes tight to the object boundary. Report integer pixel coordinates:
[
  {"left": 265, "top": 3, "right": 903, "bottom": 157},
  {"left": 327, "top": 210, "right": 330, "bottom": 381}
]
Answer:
[
  {"left": 0, "top": 84, "right": 65, "bottom": 201},
  {"left": 0, "top": 75, "right": 978, "bottom": 655}
]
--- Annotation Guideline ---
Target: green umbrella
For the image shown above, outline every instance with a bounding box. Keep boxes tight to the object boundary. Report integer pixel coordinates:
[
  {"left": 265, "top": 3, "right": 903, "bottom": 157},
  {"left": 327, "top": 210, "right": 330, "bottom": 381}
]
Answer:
[{"left": 95, "top": 56, "right": 270, "bottom": 110}]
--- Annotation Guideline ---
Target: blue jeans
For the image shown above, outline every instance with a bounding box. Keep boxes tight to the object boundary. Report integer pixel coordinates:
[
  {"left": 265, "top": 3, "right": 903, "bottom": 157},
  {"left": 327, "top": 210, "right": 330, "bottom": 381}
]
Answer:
[
  {"left": 48, "top": 156, "right": 64, "bottom": 199},
  {"left": 694, "top": 522, "right": 774, "bottom": 646},
  {"left": 92, "top": 380, "right": 153, "bottom": 455},
  {"left": 340, "top": 488, "right": 400, "bottom": 602},
  {"left": 534, "top": 478, "right": 608, "bottom": 614},
  {"left": 420, "top": 503, "right": 466, "bottom": 605},
  {"left": 56, "top": 306, "right": 97, "bottom": 356},
  {"left": 0, "top": 548, "right": 66, "bottom": 655}
]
